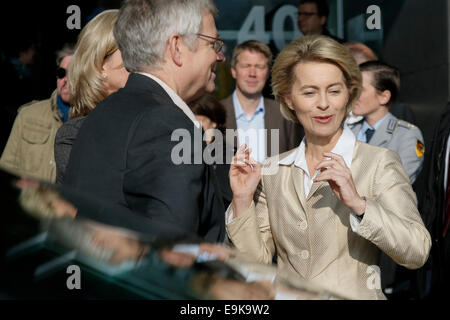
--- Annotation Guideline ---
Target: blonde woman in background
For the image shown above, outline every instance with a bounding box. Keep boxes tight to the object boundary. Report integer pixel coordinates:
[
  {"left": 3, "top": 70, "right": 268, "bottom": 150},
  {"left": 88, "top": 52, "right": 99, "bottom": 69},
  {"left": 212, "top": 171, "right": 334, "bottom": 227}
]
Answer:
[
  {"left": 54, "top": 9, "right": 129, "bottom": 183},
  {"left": 226, "top": 35, "right": 431, "bottom": 300}
]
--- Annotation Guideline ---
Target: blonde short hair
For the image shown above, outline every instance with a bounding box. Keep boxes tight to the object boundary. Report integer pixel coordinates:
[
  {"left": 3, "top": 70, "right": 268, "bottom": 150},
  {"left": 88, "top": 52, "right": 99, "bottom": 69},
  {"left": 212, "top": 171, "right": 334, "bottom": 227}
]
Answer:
[
  {"left": 69, "top": 10, "right": 119, "bottom": 118},
  {"left": 272, "top": 35, "right": 362, "bottom": 123},
  {"left": 231, "top": 40, "right": 273, "bottom": 69}
]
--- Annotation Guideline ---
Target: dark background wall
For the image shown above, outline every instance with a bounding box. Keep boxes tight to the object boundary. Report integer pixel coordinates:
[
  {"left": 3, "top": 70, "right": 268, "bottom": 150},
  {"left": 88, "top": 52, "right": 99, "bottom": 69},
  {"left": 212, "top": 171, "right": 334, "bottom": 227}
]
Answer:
[
  {"left": 382, "top": 0, "right": 448, "bottom": 146},
  {"left": 0, "top": 0, "right": 120, "bottom": 100}
]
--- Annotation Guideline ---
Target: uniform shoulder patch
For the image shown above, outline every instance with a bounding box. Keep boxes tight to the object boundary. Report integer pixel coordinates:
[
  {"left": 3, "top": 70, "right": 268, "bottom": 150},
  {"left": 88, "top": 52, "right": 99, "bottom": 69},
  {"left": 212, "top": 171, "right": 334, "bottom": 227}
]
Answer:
[
  {"left": 386, "top": 119, "right": 398, "bottom": 133},
  {"left": 398, "top": 120, "right": 417, "bottom": 130},
  {"left": 416, "top": 140, "right": 425, "bottom": 157}
]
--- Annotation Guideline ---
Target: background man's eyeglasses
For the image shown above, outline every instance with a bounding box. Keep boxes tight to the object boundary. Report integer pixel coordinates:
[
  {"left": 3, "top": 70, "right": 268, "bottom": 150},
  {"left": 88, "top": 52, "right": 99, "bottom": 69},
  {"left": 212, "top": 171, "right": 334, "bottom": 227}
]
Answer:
[
  {"left": 56, "top": 67, "right": 67, "bottom": 79},
  {"left": 196, "top": 33, "right": 224, "bottom": 53},
  {"left": 297, "top": 12, "right": 319, "bottom": 19}
]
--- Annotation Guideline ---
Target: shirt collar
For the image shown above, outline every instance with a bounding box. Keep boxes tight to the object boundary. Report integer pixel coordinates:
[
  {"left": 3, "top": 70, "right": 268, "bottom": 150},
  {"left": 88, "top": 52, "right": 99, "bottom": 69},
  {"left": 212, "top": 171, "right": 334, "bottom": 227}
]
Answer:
[
  {"left": 361, "top": 112, "right": 391, "bottom": 132},
  {"left": 232, "top": 90, "right": 265, "bottom": 120},
  {"left": 279, "top": 125, "right": 356, "bottom": 172},
  {"left": 138, "top": 72, "right": 200, "bottom": 128}
]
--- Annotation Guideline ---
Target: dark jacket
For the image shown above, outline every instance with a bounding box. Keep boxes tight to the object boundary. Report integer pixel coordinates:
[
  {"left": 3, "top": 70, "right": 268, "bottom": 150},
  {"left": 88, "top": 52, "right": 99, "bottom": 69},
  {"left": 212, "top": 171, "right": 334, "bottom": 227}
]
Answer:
[
  {"left": 54, "top": 116, "right": 86, "bottom": 184},
  {"left": 63, "top": 74, "right": 225, "bottom": 242},
  {"left": 419, "top": 102, "right": 450, "bottom": 298}
]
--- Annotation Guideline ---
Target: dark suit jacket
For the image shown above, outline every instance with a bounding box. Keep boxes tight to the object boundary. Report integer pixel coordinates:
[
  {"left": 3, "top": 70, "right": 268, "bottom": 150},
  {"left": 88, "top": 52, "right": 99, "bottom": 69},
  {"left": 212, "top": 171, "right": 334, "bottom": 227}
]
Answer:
[
  {"left": 63, "top": 73, "right": 225, "bottom": 242},
  {"left": 220, "top": 95, "right": 303, "bottom": 157},
  {"left": 54, "top": 116, "right": 87, "bottom": 184}
]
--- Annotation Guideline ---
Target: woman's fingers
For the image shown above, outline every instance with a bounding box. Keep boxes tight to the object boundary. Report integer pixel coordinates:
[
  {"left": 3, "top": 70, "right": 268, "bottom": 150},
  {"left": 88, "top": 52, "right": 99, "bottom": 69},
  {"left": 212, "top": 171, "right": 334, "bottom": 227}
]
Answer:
[
  {"left": 314, "top": 168, "right": 346, "bottom": 184},
  {"left": 315, "top": 159, "right": 338, "bottom": 171},
  {"left": 231, "top": 144, "right": 258, "bottom": 172},
  {"left": 323, "top": 152, "right": 347, "bottom": 168},
  {"left": 315, "top": 152, "right": 349, "bottom": 176}
]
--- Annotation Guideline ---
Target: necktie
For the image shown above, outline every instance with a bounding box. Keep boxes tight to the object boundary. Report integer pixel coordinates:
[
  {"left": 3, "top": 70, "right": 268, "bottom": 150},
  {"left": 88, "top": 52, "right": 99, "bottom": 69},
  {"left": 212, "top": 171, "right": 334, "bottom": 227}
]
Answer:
[
  {"left": 442, "top": 152, "right": 450, "bottom": 238},
  {"left": 365, "top": 128, "right": 375, "bottom": 143}
]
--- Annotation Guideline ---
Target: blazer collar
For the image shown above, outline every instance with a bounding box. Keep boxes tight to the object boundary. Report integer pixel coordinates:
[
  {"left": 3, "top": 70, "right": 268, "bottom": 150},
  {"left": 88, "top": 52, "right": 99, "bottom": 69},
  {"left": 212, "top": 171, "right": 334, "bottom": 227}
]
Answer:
[
  {"left": 222, "top": 95, "right": 237, "bottom": 130},
  {"left": 121, "top": 73, "right": 203, "bottom": 129},
  {"left": 124, "top": 73, "right": 170, "bottom": 97},
  {"left": 136, "top": 72, "right": 200, "bottom": 128}
]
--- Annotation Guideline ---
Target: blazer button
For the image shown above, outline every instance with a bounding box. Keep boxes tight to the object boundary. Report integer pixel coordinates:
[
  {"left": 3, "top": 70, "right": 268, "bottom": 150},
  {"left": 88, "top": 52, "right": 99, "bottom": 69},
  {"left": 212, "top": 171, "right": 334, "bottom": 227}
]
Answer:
[
  {"left": 300, "top": 250, "right": 309, "bottom": 260},
  {"left": 299, "top": 221, "right": 308, "bottom": 231}
]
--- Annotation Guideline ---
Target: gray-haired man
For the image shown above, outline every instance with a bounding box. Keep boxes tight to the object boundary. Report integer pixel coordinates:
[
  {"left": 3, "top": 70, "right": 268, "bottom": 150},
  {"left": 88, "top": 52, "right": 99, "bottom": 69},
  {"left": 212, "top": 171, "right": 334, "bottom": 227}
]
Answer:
[{"left": 64, "top": 0, "right": 227, "bottom": 242}]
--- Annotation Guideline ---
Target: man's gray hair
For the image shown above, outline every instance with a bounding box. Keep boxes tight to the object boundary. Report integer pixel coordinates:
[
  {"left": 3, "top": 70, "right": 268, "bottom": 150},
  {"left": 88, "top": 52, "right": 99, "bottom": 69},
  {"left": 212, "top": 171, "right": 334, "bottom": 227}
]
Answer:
[
  {"left": 55, "top": 43, "right": 75, "bottom": 67},
  {"left": 114, "top": 0, "right": 218, "bottom": 72}
]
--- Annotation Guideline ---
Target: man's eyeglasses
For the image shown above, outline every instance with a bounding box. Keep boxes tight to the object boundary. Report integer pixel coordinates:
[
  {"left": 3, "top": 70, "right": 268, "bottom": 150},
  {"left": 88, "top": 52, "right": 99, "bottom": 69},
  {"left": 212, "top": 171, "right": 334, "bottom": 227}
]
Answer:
[
  {"left": 297, "top": 11, "right": 319, "bottom": 19},
  {"left": 196, "top": 33, "right": 224, "bottom": 53},
  {"left": 56, "top": 67, "right": 67, "bottom": 79}
]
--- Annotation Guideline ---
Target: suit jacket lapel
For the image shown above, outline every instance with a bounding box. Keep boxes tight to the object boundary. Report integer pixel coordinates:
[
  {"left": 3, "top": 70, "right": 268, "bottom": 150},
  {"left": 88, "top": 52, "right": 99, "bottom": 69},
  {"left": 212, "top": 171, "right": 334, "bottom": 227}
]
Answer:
[
  {"left": 222, "top": 96, "right": 239, "bottom": 149},
  {"left": 307, "top": 180, "right": 328, "bottom": 201},
  {"left": 291, "top": 166, "right": 307, "bottom": 217},
  {"left": 223, "top": 96, "right": 237, "bottom": 130}
]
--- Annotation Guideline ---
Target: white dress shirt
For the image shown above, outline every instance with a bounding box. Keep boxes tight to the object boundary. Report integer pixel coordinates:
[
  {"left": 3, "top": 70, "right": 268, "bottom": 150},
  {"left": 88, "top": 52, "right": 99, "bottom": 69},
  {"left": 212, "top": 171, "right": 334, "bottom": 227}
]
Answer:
[{"left": 232, "top": 90, "right": 266, "bottom": 163}]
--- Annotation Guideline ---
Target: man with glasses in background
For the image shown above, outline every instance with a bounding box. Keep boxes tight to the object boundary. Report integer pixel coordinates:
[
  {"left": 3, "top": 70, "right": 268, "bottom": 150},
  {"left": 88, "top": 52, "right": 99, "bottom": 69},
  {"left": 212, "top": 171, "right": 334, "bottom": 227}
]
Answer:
[
  {"left": 64, "top": 0, "right": 227, "bottom": 242},
  {"left": 0, "top": 43, "right": 74, "bottom": 183},
  {"left": 297, "top": 0, "right": 344, "bottom": 43}
]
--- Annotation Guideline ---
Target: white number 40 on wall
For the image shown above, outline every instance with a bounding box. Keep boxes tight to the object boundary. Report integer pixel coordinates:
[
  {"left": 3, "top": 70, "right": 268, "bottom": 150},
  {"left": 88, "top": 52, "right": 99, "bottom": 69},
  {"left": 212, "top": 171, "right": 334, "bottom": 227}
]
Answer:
[{"left": 237, "top": 5, "right": 302, "bottom": 51}]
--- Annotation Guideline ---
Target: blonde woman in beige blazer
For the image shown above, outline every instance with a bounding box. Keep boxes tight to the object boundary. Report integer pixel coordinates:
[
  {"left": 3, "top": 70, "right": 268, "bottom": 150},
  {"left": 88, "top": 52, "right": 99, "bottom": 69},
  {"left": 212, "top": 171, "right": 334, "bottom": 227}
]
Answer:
[{"left": 226, "top": 36, "right": 431, "bottom": 300}]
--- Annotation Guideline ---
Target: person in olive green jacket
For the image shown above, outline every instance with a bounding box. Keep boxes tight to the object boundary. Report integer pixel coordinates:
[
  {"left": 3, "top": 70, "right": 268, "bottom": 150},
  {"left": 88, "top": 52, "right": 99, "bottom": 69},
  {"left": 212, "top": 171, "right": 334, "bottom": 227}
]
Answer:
[{"left": 0, "top": 44, "right": 74, "bottom": 182}]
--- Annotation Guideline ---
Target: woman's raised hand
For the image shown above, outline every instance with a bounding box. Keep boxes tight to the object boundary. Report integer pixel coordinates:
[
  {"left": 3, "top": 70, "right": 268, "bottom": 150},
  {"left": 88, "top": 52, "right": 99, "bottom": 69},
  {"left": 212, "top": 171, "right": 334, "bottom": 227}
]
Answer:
[{"left": 229, "top": 144, "right": 261, "bottom": 217}]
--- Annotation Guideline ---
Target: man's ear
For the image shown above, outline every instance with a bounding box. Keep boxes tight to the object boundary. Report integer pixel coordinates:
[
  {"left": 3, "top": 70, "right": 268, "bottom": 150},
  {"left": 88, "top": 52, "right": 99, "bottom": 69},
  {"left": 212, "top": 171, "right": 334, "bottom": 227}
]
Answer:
[
  {"left": 100, "top": 58, "right": 109, "bottom": 79},
  {"left": 231, "top": 67, "right": 237, "bottom": 80},
  {"left": 320, "top": 16, "right": 327, "bottom": 27},
  {"left": 378, "top": 90, "right": 391, "bottom": 106},
  {"left": 168, "top": 34, "right": 183, "bottom": 67}
]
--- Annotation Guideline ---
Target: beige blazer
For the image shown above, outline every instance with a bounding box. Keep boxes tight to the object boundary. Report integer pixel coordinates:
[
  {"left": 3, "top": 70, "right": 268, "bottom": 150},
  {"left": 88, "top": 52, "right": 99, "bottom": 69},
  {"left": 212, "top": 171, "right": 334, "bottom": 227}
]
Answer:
[{"left": 226, "top": 141, "right": 431, "bottom": 300}]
